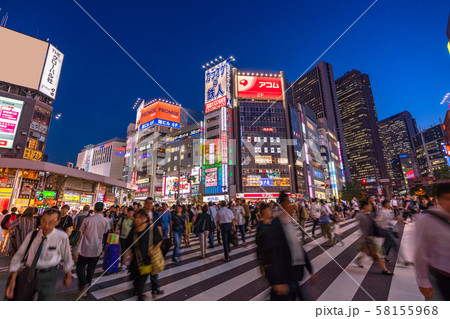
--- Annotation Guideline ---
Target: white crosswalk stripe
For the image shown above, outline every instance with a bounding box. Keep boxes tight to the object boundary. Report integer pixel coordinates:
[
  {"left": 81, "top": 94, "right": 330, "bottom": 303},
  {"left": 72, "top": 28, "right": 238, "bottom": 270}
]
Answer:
[{"left": 71, "top": 219, "right": 420, "bottom": 301}]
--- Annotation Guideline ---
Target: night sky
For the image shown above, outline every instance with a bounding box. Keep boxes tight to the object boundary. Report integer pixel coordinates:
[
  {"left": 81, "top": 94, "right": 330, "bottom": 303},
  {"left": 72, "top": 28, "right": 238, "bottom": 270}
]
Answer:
[{"left": 1, "top": 0, "right": 449, "bottom": 165}]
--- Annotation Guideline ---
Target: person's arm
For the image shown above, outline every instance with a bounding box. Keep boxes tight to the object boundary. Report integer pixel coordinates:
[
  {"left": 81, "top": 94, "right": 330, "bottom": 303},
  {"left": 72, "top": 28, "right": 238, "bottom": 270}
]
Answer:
[
  {"left": 79, "top": 218, "right": 87, "bottom": 234},
  {"left": 60, "top": 234, "right": 73, "bottom": 286}
]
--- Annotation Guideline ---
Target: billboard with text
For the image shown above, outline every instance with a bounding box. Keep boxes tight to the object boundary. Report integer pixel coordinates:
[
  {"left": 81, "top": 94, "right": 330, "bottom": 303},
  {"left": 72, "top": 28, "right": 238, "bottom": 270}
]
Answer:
[{"left": 238, "top": 76, "right": 282, "bottom": 100}]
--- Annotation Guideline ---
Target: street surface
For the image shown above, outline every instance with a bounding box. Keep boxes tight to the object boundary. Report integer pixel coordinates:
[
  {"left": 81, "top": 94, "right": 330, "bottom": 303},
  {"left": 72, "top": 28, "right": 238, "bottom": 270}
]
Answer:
[{"left": 0, "top": 219, "right": 423, "bottom": 301}]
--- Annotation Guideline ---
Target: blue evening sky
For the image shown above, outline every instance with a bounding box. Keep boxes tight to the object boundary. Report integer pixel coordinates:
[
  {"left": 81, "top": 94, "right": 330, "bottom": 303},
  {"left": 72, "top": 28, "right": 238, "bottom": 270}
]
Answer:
[{"left": 1, "top": 0, "right": 449, "bottom": 165}]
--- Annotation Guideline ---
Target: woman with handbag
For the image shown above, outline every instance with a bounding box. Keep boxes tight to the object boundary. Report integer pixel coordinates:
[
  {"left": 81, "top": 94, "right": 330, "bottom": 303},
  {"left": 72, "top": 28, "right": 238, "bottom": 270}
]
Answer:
[{"left": 123, "top": 209, "right": 164, "bottom": 301}]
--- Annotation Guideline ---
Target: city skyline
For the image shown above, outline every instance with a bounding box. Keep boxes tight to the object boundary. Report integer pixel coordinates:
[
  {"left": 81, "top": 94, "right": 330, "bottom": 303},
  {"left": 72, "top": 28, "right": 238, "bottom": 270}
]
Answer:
[{"left": 1, "top": 0, "right": 449, "bottom": 165}]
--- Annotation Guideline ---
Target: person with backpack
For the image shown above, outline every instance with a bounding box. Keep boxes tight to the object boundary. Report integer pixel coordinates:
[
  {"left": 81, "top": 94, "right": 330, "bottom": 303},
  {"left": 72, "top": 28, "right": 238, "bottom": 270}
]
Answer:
[
  {"left": 1, "top": 207, "right": 18, "bottom": 255},
  {"left": 415, "top": 183, "right": 450, "bottom": 301},
  {"left": 193, "top": 204, "right": 212, "bottom": 259},
  {"left": 70, "top": 205, "right": 90, "bottom": 262}
]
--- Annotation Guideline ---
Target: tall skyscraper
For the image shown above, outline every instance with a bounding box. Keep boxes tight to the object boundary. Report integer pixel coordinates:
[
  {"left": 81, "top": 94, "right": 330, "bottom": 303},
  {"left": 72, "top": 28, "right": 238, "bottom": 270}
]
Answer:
[
  {"left": 335, "top": 69, "right": 387, "bottom": 185},
  {"left": 378, "top": 111, "right": 419, "bottom": 184},
  {"left": 292, "top": 61, "right": 351, "bottom": 181}
]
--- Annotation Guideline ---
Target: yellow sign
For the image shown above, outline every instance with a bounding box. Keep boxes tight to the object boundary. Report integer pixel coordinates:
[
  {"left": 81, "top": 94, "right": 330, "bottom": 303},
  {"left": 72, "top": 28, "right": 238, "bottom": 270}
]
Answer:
[
  {"left": 28, "top": 138, "right": 38, "bottom": 150},
  {"left": 0, "top": 188, "right": 13, "bottom": 198},
  {"left": 16, "top": 199, "right": 29, "bottom": 205},
  {"left": 63, "top": 193, "right": 80, "bottom": 202},
  {"left": 23, "top": 148, "right": 43, "bottom": 161}
]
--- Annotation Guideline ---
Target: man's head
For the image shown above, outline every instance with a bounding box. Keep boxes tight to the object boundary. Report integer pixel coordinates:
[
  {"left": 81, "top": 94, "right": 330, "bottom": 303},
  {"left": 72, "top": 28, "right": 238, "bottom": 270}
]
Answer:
[
  {"left": 110, "top": 206, "right": 116, "bottom": 212},
  {"left": 208, "top": 201, "right": 213, "bottom": 207},
  {"left": 144, "top": 197, "right": 153, "bottom": 212},
  {"left": 126, "top": 206, "right": 134, "bottom": 217},
  {"left": 11, "top": 207, "right": 17, "bottom": 214},
  {"left": 94, "top": 202, "right": 104, "bottom": 213},
  {"left": 41, "top": 208, "right": 61, "bottom": 236},
  {"left": 382, "top": 200, "right": 390, "bottom": 209},
  {"left": 393, "top": 196, "right": 397, "bottom": 199},
  {"left": 61, "top": 204, "right": 70, "bottom": 216},
  {"left": 83, "top": 205, "right": 90, "bottom": 212},
  {"left": 236, "top": 199, "right": 242, "bottom": 206},
  {"left": 435, "top": 183, "right": 450, "bottom": 213},
  {"left": 162, "top": 203, "right": 168, "bottom": 210},
  {"left": 220, "top": 200, "right": 227, "bottom": 208},
  {"left": 360, "top": 200, "right": 370, "bottom": 212}
]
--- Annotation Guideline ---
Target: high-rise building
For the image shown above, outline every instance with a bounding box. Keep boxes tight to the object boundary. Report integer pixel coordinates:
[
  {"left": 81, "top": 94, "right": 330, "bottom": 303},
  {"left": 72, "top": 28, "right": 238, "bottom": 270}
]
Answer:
[
  {"left": 378, "top": 111, "right": 419, "bottom": 188},
  {"left": 413, "top": 124, "right": 449, "bottom": 177},
  {"left": 76, "top": 138, "right": 126, "bottom": 180},
  {"left": 335, "top": 69, "right": 387, "bottom": 190},
  {"left": 292, "top": 61, "right": 351, "bottom": 181},
  {"left": 0, "top": 27, "right": 64, "bottom": 161}
]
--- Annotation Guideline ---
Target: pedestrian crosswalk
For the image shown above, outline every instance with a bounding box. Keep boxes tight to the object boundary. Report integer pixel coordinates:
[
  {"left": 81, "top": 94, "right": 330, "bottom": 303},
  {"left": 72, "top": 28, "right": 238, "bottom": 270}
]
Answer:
[{"left": 73, "top": 218, "right": 423, "bottom": 301}]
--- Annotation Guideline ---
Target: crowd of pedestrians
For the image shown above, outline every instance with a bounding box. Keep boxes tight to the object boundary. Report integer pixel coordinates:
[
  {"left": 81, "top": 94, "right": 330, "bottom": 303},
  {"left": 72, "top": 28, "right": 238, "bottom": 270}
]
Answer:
[{"left": 0, "top": 186, "right": 449, "bottom": 301}]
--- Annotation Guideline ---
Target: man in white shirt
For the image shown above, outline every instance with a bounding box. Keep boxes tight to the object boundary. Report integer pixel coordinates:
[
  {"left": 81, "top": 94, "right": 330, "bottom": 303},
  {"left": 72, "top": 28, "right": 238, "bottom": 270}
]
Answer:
[
  {"left": 216, "top": 201, "right": 235, "bottom": 262},
  {"left": 310, "top": 198, "right": 321, "bottom": 237},
  {"left": 390, "top": 196, "right": 399, "bottom": 217},
  {"left": 207, "top": 202, "right": 219, "bottom": 247},
  {"left": 6, "top": 208, "right": 73, "bottom": 300},
  {"left": 351, "top": 196, "right": 360, "bottom": 218},
  {"left": 233, "top": 199, "right": 247, "bottom": 247},
  {"left": 76, "top": 202, "right": 109, "bottom": 297}
]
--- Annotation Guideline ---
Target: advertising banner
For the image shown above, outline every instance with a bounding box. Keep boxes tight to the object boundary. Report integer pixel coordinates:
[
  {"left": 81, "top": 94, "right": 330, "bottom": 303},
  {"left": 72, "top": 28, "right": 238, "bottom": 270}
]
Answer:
[
  {"left": 205, "top": 61, "right": 231, "bottom": 113},
  {"left": 139, "top": 102, "right": 180, "bottom": 130},
  {"left": 39, "top": 44, "right": 64, "bottom": 99},
  {"left": 163, "top": 175, "right": 190, "bottom": 196},
  {"left": 0, "top": 96, "right": 24, "bottom": 149},
  {"left": 205, "top": 168, "right": 218, "bottom": 187},
  {"left": 23, "top": 148, "right": 43, "bottom": 161},
  {"left": 237, "top": 76, "right": 282, "bottom": 100}
]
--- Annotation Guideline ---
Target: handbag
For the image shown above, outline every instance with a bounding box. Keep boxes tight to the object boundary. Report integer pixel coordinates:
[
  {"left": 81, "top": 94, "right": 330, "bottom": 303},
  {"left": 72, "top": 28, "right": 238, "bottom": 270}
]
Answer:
[
  {"left": 229, "top": 231, "right": 239, "bottom": 247},
  {"left": 4, "top": 230, "right": 38, "bottom": 301}
]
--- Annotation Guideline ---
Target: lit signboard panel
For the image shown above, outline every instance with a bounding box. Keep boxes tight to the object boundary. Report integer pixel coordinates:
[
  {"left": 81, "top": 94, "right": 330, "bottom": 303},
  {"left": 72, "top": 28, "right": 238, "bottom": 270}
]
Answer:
[
  {"left": 138, "top": 101, "right": 180, "bottom": 130},
  {"left": 0, "top": 96, "right": 24, "bottom": 149},
  {"left": 163, "top": 175, "right": 190, "bottom": 196},
  {"left": 204, "top": 61, "right": 231, "bottom": 113},
  {"left": 205, "top": 168, "right": 218, "bottom": 187},
  {"left": 39, "top": 44, "right": 64, "bottom": 98},
  {"left": 238, "top": 76, "right": 282, "bottom": 100}
]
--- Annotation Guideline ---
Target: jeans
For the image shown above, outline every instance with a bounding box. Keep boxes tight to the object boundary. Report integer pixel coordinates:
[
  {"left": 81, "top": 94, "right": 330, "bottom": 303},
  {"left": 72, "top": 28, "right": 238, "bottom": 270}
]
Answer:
[
  {"left": 76, "top": 255, "right": 100, "bottom": 289},
  {"left": 220, "top": 223, "right": 232, "bottom": 259},
  {"left": 173, "top": 230, "right": 183, "bottom": 259},
  {"left": 208, "top": 227, "right": 215, "bottom": 247},
  {"left": 236, "top": 224, "right": 246, "bottom": 243},
  {"left": 199, "top": 231, "right": 209, "bottom": 257}
]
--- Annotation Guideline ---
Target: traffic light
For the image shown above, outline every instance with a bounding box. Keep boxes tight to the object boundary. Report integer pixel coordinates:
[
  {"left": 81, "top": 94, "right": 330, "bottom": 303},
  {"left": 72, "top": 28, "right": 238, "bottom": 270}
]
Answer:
[
  {"left": 362, "top": 179, "right": 367, "bottom": 184},
  {"left": 38, "top": 193, "right": 43, "bottom": 201}
]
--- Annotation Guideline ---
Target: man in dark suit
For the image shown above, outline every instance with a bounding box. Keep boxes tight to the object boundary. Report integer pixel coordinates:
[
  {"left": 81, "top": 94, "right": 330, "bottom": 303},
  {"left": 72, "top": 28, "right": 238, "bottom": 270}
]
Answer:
[{"left": 265, "top": 191, "right": 317, "bottom": 300}]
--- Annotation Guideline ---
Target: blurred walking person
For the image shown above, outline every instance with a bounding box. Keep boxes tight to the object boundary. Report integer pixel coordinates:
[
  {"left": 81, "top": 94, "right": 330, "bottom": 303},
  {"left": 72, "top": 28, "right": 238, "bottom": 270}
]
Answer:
[
  {"left": 8, "top": 207, "right": 37, "bottom": 255},
  {"left": 415, "top": 183, "right": 450, "bottom": 300},
  {"left": 266, "top": 191, "right": 317, "bottom": 300},
  {"left": 170, "top": 205, "right": 188, "bottom": 263},
  {"left": 233, "top": 199, "right": 247, "bottom": 247}
]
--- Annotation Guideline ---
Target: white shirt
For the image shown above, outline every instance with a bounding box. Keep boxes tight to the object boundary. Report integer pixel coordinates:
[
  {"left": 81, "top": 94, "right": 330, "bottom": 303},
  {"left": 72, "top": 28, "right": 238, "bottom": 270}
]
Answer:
[
  {"left": 233, "top": 206, "right": 246, "bottom": 225},
  {"left": 9, "top": 228, "right": 73, "bottom": 273},
  {"left": 216, "top": 207, "right": 235, "bottom": 224},
  {"left": 351, "top": 200, "right": 359, "bottom": 211},
  {"left": 78, "top": 213, "right": 110, "bottom": 258},
  {"left": 415, "top": 207, "right": 450, "bottom": 289},
  {"left": 377, "top": 208, "right": 395, "bottom": 230},
  {"left": 390, "top": 199, "right": 398, "bottom": 207},
  {"left": 279, "top": 217, "right": 305, "bottom": 266},
  {"left": 311, "top": 203, "right": 321, "bottom": 219}
]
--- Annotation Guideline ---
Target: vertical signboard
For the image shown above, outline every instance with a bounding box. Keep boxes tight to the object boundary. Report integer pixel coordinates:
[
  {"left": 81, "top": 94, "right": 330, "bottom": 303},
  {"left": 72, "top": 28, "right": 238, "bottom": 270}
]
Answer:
[
  {"left": 204, "top": 61, "right": 231, "bottom": 113},
  {"left": 39, "top": 44, "right": 64, "bottom": 99},
  {"left": 0, "top": 96, "right": 24, "bottom": 149}
]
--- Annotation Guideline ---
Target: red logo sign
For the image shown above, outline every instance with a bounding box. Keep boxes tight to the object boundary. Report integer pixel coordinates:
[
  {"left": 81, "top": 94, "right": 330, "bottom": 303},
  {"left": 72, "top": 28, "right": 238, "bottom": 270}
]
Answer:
[
  {"left": 205, "top": 96, "right": 227, "bottom": 114},
  {"left": 238, "top": 76, "right": 282, "bottom": 100},
  {"left": 0, "top": 140, "right": 7, "bottom": 146}
]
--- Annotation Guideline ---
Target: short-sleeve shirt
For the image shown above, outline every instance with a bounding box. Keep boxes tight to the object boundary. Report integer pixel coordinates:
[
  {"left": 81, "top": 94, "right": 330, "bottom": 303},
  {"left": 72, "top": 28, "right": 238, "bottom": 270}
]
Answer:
[
  {"left": 171, "top": 214, "right": 186, "bottom": 232},
  {"left": 57, "top": 215, "right": 74, "bottom": 232},
  {"left": 216, "top": 207, "right": 235, "bottom": 224},
  {"left": 233, "top": 206, "right": 245, "bottom": 225}
]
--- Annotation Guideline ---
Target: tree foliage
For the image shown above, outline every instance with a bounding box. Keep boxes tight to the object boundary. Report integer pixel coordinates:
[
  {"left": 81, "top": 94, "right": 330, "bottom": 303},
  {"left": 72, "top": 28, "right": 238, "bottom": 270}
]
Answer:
[{"left": 340, "top": 181, "right": 365, "bottom": 202}]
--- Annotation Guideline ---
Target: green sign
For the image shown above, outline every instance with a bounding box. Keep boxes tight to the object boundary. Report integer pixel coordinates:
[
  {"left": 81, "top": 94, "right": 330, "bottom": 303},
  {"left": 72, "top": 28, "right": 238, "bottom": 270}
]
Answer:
[{"left": 42, "top": 191, "right": 55, "bottom": 198}]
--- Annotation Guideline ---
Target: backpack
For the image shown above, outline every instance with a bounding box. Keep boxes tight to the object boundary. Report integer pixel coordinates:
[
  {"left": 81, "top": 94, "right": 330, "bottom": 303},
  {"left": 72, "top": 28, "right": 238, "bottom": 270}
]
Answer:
[{"left": 1, "top": 213, "right": 17, "bottom": 230}]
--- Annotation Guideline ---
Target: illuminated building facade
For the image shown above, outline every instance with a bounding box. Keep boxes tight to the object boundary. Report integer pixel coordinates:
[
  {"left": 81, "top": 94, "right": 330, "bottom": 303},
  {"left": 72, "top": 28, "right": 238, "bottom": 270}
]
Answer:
[
  {"left": 335, "top": 69, "right": 387, "bottom": 189},
  {"left": 292, "top": 61, "right": 351, "bottom": 182}
]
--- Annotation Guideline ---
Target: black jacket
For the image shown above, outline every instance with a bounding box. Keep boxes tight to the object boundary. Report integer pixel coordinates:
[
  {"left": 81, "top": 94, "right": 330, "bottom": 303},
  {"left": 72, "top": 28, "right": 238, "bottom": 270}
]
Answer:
[
  {"left": 265, "top": 217, "right": 313, "bottom": 285},
  {"left": 193, "top": 212, "right": 212, "bottom": 233}
]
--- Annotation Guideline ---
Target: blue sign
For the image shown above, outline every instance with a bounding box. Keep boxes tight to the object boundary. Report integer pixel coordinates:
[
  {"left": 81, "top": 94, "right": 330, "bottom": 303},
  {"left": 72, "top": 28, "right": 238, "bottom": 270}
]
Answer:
[
  {"left": 399, "top": 154, "right": 407, "bottom": 158},
  {"left": 313, "top": 169, "right": 324, "bottom": 179},
  {"left": 260, "top": 178, "right": 273, "bottom": 186},
  {"left": 115, "top": 152, "right": 125, "bottom": 156},
  {"left": 140, "top": 119, "right": 180, "bottom": 130}
]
